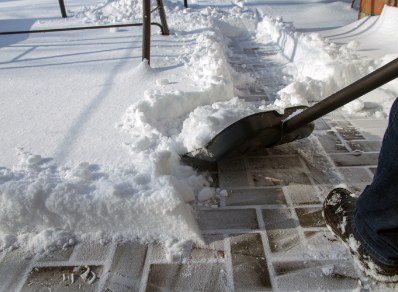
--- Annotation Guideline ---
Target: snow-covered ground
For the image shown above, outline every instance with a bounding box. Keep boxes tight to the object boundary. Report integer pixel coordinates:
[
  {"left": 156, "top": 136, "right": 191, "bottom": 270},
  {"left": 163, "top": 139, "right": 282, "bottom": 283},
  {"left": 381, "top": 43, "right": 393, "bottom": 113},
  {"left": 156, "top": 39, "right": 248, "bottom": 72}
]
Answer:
[{"left": 0, "top": 0, "right": 397, "bottom": 256}]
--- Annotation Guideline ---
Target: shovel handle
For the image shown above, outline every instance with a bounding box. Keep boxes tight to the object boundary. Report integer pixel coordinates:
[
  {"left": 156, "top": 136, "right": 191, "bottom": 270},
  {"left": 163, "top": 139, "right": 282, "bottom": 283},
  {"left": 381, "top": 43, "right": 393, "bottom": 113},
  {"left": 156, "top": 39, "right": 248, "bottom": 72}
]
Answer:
[{"left": 283, "top": 58, "right": 398, "bottom": 134}]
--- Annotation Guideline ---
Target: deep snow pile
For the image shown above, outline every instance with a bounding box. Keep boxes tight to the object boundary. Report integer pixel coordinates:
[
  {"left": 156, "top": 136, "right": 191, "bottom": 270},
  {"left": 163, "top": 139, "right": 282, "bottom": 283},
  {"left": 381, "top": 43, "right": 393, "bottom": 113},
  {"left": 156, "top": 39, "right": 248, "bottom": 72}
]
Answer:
[
  {"left": 0, "top": 0, "right": 397, "bottom": 256},
  {"left": 255, "top": 7, "right": 398, "bottom": 118}
]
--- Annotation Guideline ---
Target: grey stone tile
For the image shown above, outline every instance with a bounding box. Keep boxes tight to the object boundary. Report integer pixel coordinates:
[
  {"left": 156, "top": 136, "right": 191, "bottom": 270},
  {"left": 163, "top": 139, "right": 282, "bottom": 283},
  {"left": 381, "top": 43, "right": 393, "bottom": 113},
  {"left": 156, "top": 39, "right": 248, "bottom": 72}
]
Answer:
[
  {"left": 71, "top": 242, "right": 111, "bottom": 262},
  {"left": 274, "top": 261, "right": 359, "bottom": 290},
  {"left": 295, "top": 207, "right": 325, "bottom": 228},
  {"left": 38, "top": 246, "right": 74, "bottom": 262},
  {"left": 315, "top": 131, "right": 349, "bottom": 153},
  {"left": 191, "top": 234, "right": 225, "bottom": 260},
  {"left": 266, "top": 143, "right": 299, "bottom": 155},
  {"left": 198, "top": 209, "right": 258, "bottom": 231},
  {"left": 323, "top": 111, "right": 346, "bottom": 121},
  {"left": 225, "top": 188, "right": 286, "bottom": 206},
  {"left": 301, "top": 154, "right": 341, "bottom": 185},
  {"left": 330, "top": 153, "right": 379, "bottom": 166},
  {"left": 21, "top": 265, "right": 102, "bottom": 291},
  {"left": 350, "top": 119, "right": 388, "bottom": 129},
  {"left": 262, "top": 208, "right": 299, "bottom": 230},
  {"left": 332, "top": 121, "right": 365, "bottom": 140},
  {"left": 230, "top": 234, "right": 272, "bottom": 290},
  {"left": 0, "top": 249, "right": 34, "bottom": 291},
  {"left": 345, "top": 184, "right": 367, "bottom": 195},
  {"left": 247, "top": 156, "right": 302, "bottom": 170},
  {"left": 150, "top": 244, "right": 168, "bottom": 262},
  {"left": 252, "top": 170, "right": 311, "bottom": 186},
  {"left": 146, "top": 263, "right": 228, "bottom": 292},
  {"left": 219, "top": 171, "right": 250, "bottom": 188},
  {"left": 267, "top": 229, "right": 301, "bottom": 254},
  {"left": 285, "top": 184, "right": 321, "bottom": 205},
  {"left": 303, "top": 231, "right": 350, "bottom": 260},
  {"left": 314, "top": 118, "right": 331, "bottom": 130},
  {"left": 347, "top": 140, "right": 382, "bottom": 152},
  {"left": 262, "top": 208, "right": 302, "bottom": 254},
  {"left": 338, "top": 167, "right": 373, "bottom": 184},
  {"left": 103, "top": 242, "right": 147, "bottom": 291},
  {"left": 360, "top": 127, "right": 387, "bottom": 140}
]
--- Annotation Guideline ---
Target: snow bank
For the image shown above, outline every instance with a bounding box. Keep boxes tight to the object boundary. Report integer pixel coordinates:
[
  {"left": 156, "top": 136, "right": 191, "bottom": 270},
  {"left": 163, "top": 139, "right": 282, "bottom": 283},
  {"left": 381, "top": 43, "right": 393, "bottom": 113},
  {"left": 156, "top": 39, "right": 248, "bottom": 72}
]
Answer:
[
  {"left": 256, "top": 8, "right": 398, "bottom": 117},
  {"left": 0, "top": 149, "right": 205, "bottom": 253},
  {"left": 119, "top": 6, "right": 257, "bottom": 154}
]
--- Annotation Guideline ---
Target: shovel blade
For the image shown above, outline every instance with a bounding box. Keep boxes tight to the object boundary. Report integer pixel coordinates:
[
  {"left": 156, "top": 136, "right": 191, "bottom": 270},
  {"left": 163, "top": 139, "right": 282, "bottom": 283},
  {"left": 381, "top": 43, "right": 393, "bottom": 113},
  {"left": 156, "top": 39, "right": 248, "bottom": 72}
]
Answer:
[{"left": 184, "top": 106, "right": 314, "bottom": 162}]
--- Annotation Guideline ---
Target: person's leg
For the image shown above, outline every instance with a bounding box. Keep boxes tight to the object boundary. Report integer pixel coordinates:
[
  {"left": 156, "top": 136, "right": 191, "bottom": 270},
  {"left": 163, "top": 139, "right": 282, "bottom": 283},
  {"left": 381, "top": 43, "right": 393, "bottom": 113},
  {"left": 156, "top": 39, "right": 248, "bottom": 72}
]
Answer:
[
  {"left": 353, "top": 97, "right": 398, "bottom": 266},
  {"left": 323, "top": 98, "right": 398, "bottom": 282}
]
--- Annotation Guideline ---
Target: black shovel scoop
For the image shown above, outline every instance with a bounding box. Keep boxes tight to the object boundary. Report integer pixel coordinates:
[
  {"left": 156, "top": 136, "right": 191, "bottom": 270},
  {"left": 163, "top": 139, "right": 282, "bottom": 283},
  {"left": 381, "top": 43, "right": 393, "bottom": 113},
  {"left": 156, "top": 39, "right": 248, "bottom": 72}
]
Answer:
[{"left": 185, "top": 58, "right": 398, "bottom": 162}]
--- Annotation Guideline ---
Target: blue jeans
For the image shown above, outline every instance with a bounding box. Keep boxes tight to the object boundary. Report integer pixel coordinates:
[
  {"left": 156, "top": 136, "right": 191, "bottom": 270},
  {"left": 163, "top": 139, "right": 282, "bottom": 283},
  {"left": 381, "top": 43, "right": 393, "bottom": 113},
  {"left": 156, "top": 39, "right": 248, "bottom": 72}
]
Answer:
[{"left": 353, "top": 97, "right": 398, "bottom": 266}]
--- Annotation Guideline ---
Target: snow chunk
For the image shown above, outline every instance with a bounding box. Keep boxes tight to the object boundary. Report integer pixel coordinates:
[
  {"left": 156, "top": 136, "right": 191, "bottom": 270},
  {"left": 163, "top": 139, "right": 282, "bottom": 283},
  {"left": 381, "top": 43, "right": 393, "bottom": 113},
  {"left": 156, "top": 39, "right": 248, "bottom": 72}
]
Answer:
[{"left": 198, "top": 187, "right": 215, "bottom": 202}]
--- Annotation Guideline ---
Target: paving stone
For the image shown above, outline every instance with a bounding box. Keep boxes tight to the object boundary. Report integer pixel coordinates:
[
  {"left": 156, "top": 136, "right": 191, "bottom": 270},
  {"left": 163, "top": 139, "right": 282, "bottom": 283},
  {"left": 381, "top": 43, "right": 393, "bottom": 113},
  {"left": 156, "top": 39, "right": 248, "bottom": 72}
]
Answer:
[
  {"left": 284, "top": 184, "right": 321, "bottom": 205},
  {"left": 103, "top": 242, "right": 147, "bottom": 291},
  {"left": 345, "top": 184, "right": 368, "bottom": 195},
  {"left": 314, "top": 118, "right": 331, "bottom": 130},
  {"left": 247, "top": 156, "right": 303, "bottom": 170},
  {"left": 146, "top": 263, "right": 228, "bottom": 292},
  {"left": 191, "top": 234, "right": 225, "bottom": 260},
  {"left": 262, "top": 208, "right": 301, "bottom": 254},
  {"left": 38, "top": 246, "right": 74, "bottom": 262},
  {"left": 262, "top": 208, "right": 299, "bottom": 230},
  {"left": 323, "top": 111, "right": 346, "bottom": 121},
  {"left": 350, "top": 119, "right": 388, "bottom": 129},
  {"left": 71, "top": 242, "right": 111, "bottom": 262},
  {"left": 150, "top": 243, "right": 169, "bottom": 262},
  {"left": 301, "top": 154, "right": 341, "bottom": 185},
  {"left": 347, "top": 140, "right": 382, "bottom": 152},
  {"left": 219, "top": 171, "right": 250, "bottom": 188},
  {"left": 332, "top": 122, "right": 365, "bottom": 140},
  {"left": 0, "top": 249, "right": 34, "bottom": 291},
  {"left": 198, "top": 209, "right": 258, "bottom": 231},
  {"left": 315, "top": 131, "right": 349, "bottom": 153},
  {"left": 303, "top": 231, "right": 350, "bottom": 260},
  {"left": 21, "top": 265, "right": 102, "bottom": 292},
  {"left": 252, "top": 170, "right": 311, "bottom": 186},
  {"left": 266, "top": 143, "right": 299, "bottom": 155},
  {"left": 330, "top": 153, "right": 379, "bottom": 166},
  {"left": 295, "top": 207, "right": 325, "bottom": 228},
  {"left": 274, "top": 261, "right": 359, "bottom": 290},
  {"left": 230, "top": 234, "right": 272, "bottom": 290},
  {"left": 360, "top": 127, "right": 387, "bottom": 140},
  {"left": 267, "top": 229, "right": 301, "bottom": 254},
  {"left": 225, "top": 188, "right": 286, "bottom": 206},
  {"left": 338, "top": 167, "right": 373, "bottom": 184}
]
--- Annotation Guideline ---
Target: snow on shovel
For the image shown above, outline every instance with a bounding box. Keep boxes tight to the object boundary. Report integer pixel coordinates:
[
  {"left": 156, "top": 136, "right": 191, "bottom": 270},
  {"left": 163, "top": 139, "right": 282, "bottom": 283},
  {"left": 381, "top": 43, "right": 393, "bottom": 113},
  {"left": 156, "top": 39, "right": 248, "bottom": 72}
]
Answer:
[{"left": 184, "top": 58, "right": 398, "bottom": 162}]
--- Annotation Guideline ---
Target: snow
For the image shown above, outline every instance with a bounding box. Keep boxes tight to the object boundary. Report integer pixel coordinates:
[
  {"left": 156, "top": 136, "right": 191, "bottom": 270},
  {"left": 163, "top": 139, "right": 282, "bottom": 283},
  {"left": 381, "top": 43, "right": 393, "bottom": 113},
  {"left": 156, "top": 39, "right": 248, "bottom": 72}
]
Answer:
[{"left": 1, "top": 0, "right": 398, "bottom": 255}]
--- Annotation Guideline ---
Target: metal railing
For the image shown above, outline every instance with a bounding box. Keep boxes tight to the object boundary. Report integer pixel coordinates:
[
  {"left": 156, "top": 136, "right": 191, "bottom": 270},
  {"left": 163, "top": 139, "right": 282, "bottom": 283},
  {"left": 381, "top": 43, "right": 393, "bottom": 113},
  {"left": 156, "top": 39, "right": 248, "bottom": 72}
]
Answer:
[{"left": 0, "top": 0, "right": 170, "bottom": 65}]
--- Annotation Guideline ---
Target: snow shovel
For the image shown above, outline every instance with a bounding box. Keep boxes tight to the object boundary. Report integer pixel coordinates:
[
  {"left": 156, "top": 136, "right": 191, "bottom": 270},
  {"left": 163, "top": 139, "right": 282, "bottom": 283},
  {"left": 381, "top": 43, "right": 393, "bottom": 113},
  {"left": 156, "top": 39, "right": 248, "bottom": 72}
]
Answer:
[{"left": 185, "top": 58, "right": 398, "bottom": 162}]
